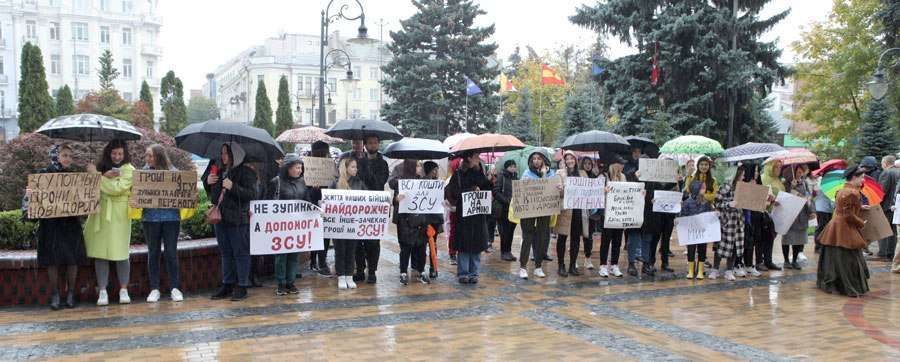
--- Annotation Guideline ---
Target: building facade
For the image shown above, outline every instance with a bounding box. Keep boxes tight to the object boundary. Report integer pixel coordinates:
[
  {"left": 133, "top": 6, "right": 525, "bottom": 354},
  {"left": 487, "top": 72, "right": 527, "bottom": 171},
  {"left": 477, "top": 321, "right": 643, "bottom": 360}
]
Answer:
[
  {"left": 0, "top": 0, "right": 162, "bottom": 141},
  {"left": 209, "top": 31, "right": 390, "bottom": 128}
]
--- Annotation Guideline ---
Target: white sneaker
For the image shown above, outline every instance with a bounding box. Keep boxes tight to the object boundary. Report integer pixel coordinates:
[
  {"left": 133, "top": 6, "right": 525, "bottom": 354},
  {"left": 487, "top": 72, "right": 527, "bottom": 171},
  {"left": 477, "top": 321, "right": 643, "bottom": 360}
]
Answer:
[
  {"left": 585, "top": 260, "right": 595, "bottom": 270},
  {"left": 171, "top": 288, "right": 184, "bottom": 302},
  {"left": 708, "top": 269, "right": 719, "bottom": 280},
  {"left": 338, "top": 276, "right": 348, "bottom": 290},
  {"left": 518, "top": 268, "right": 529, "bottom": 279},
  {"left": 748, "top": 266, "right": 762, "bottom": 277},
  {"left": 119, "top": 288, "right": 131, "bottom": 304},
  {"left": 347, "top": 276, "right": 357, "bottom": 289},
  {"left": 96, "top": 290, "right": 109, "bottom": 306},
  {"left": 734, "top": 268, "right": 747, "bottom": 278},
  {"left": 724, "top": 270, "right": 736, "bottom": 281},
  {"left": 599, "top": 265, "right": 609, "bottom": 278},
  {"left": 534, "top": 268, "right": 546, "bottom": 278},
  {"left": 611, "top": 265, "right": 623, "bottom": 277},
  {"left": 146, "top": 289, "right": 160, "bottom": 303}
]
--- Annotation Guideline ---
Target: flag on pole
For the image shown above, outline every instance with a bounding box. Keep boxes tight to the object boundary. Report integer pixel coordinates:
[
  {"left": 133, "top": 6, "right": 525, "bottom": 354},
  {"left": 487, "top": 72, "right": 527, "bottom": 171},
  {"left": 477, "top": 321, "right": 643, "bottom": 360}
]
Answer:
[
  {"left": 500, "top": 73, "right": 517, "bottom": 93},
  {"left": 591, "top": 63, "right": 605, "bottom": 76},
  {"left": 541, "top": 65, "right": 566, "bottom": 85},
  {"left": 650, "top": 42, "right": 660, "bottom": 87},
  {"left": 465, "top": 75, "right": 482, "bottom": 96}
]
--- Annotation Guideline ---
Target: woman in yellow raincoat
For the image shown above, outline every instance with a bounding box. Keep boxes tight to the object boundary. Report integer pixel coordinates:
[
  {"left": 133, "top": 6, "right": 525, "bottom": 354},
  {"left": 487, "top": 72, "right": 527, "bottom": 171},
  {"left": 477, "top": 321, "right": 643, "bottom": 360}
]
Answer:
[{"left": 84, "top": 139, "right": 134, "bottom": 306}]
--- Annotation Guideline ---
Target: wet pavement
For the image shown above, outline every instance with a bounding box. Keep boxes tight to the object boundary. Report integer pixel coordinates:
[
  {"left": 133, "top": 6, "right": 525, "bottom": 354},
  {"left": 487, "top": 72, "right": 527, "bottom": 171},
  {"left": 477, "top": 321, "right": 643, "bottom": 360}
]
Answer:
[{"left": 1, "top": 233, "right": 898, "bottom": 361}]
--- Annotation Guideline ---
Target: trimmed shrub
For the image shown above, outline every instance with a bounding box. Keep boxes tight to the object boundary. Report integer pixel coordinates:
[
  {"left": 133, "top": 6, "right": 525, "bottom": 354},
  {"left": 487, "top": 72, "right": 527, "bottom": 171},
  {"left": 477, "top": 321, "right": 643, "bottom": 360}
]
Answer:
[{"left": 0, "top": 210, "right": 37, "bottom": 250}]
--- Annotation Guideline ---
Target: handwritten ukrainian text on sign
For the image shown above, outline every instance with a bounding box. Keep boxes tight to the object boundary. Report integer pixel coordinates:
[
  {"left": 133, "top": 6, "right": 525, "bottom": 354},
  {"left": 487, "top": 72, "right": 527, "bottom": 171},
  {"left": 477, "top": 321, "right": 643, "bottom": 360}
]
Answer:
[
  {"left": 511, "top": 177, "right": 561, "bottom": 218},
  {"left": 302, "top": 156, "right": 337, "bottom": 187},
  {"left": 675, "top": 211, "right": 721, "bottom": 245},
  {"left": 638, "top": 159, "right": 678, "bottom": 183},
  {"left": 398, "top": 179, "right": 444, "bottom": 214},
  {"left": 250, "top": 200, "right": 324, "bottom": 255},
  {"left": 27, "top": 172, "right": 101, "bottom": 219},
  {"left": 462, "top": 191, "right": 491, "bottom": 217},
  {"left": 652, "top": 190, "right": 682, "bottom": 214},
  {"left": 130, "top": 170, "right": 198, "bottom": 209},
  {"left": 321, "top": 189, "right": 392, "bottom": 239},
  {"left": 563, "top": 177, "right": 605, "bottom": 210},
  {"left": 604, "top": 182, "right": 645, "bottom": 229}
]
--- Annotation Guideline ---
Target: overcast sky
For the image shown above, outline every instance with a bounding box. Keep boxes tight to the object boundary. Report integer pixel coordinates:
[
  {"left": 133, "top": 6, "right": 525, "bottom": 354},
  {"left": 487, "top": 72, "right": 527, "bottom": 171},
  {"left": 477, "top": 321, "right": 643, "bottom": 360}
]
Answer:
[{"left": 158, "top": 0, "right": 833, "bottom": 91}]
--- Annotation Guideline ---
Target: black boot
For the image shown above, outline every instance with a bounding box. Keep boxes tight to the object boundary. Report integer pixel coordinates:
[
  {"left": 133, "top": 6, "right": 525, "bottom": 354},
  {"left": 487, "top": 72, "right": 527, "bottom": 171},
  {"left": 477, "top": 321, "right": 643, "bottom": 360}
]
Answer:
[
  {"left": 318, "top": 259, "right": 332, "bottom": 276},
  {"left": 627, "top": 263, "right": 638, "bottom": 277},
  {"left": 210, "top": 284, "right": 233, "bottom": 300},
  {"left": 558, "top": 265, "right": 568, "bottom": 277},
  {"left": 568, "top": 264, "right": 582, "bottom": 276},
  {"left": 366, "top": 271, "right": 377, "bottom": 284},
  {"left": 353, "top": 270, "right": 366, "bottom": 282},
  {"left": 50, "top": 293, "right": 61, "bottom": 311},
  {"left": 231, "top": 286, "right": 248, "bottom": 301},
  {"left": 642, "top": 264, "right": 655, "bottom": 277},
  {"left": 661, "top": 262, "right": 674, "bottom": 272},
  {"left": 65, "top": 291, "right": 77, "bottom": 308}
]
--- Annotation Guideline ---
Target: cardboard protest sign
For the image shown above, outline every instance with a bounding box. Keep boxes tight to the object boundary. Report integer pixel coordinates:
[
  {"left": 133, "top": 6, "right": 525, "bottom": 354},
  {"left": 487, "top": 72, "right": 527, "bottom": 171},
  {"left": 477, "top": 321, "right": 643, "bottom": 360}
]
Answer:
[
  {"left": 604, "top": 182, "right": 645, "bottom": 229},
  {"left": 302, "top": 156, "right": 337, "bottom": 187},
  {"left": 462, "top": 191, "right": 491, "bottom": 217},
  {"left": 398, "top": 179, "right": 444, "bottom": 214},
  {"left": 321, "top": 189, "right": 392, "bottom": 239},
  {"left": 734, "top": 182, "right": 769, "bottom": 212},
  {"left": 250, "top": 200, "right": 324, "bottom": 255},
  {"left": 511, "top": 177, "right": 561, "bottom": 218},
  {"left": 652, "top": 190, "right": 682, "bottom": 214},
  {"left": 861, "top": 204, "right": 894, "bottom": 241},
  {"left": 676, "top": 211, "right": 722, "bottom": 246},
  {"left": 638, "top": 159, "right": 678, "bottom": 183},
  {"left": 130, "top": 170, "right": 198, "bottom": 209},
  {"left": 563, "top": 177, "right": 605, "bottom": 209},
  {"left": 771, "top": 191, "right": 806, "bottom": 235},
  {"left": 26, "top": 172, "right": 101, "bottom": 219}
]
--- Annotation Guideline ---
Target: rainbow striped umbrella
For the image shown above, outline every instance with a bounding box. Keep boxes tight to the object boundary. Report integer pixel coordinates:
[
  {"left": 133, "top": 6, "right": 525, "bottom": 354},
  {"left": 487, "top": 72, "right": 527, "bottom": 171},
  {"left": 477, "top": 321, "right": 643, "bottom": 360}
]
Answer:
[{"left": 821, "top": 170, "right": 885, "bottom": 205}]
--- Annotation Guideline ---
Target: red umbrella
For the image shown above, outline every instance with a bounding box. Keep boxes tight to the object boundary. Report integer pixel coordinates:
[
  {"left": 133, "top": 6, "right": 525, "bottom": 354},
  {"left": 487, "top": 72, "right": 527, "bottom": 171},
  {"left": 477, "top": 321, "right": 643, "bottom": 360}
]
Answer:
[
  {"left": 812, "top": 159, "right": 847, "bottom": 177},
  {"left": 450, "top": 133, "right": 526, "bottom": 153}
]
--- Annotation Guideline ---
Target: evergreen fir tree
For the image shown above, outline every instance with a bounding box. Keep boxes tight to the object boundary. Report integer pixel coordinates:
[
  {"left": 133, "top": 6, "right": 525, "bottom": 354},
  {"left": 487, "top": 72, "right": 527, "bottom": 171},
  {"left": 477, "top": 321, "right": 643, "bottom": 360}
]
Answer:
[
  {"left": 504, "top": 87, "right": 537, "bottom": 145},
  {"left": 275, "top": 76, "right": 293, "bottom": 137},
  {"left": 253, "top": 80, "right": 274, "bottom": 135},
  {"left": 857, "top": 98, "right": 898, "bottom": 158},
  {"left": 140, "top": 80, "right": 154, "bottom": 121},
  {"left": 55, "top": 85, "right": 74, "bottom": 116},
  {"left": 382, "top": 0, "right": 500, "bottom": 139},
  {"left": 97, "top": 49, "right": 119, "bottom": 91},
  {"left": 562, "top": 84, "right": 606, "bottom": 139},
  {"left": 160, "top": 71, "right": 187, "bottom": 135},
  {"left": 17, "top": 43, "right": 55, "bottom": 132}
]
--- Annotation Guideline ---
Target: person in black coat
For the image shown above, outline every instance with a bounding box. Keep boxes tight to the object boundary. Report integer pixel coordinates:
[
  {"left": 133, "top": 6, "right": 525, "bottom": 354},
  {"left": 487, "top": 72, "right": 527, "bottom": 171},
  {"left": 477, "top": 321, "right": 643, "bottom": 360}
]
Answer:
[
  {"left": 204, "top": 142, "right": 259, "bottom": 301},
  {"left": 446, "top": 152, "right": 493, "bottom": 284},
  {"left": 493, "top": 159, "right": 518, "bottom": 261},
  {"left": 352, "top": 136, "right": 390, "bottom": 284},
  {"left": 390, "top": 159, "right": 443, "bottom": 285},
  {"left": 25, "top": 144, "right": 87, "bottom": 310},
  {"left": 308, "top": 141, "right": 334, "bottom": 276},
  {"left": 266, "top": 153, "right": 312, "bottom": 296}
]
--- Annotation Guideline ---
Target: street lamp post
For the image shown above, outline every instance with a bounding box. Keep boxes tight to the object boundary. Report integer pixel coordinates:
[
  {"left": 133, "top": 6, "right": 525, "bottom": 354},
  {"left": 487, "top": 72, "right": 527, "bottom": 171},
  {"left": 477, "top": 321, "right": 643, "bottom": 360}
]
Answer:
[
  {"left": 867, "top": 48, "right": 900, "bottom": 100},
  {"left": 319, "top": 0, "right": 370, "bottom": 128}
]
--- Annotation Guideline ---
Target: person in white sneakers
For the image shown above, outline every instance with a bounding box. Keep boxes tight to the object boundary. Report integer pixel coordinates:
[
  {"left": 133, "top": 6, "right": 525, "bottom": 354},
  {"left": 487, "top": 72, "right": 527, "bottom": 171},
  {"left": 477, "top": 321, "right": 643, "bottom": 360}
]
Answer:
[
  {"left": 333, "top": 158, "right": 365, "bottom": 290},
  {"left": 517, "top": 150, "right": 557, "bottom": 280},
  {"left": 598, "top": 157, "right": 626, "bottom": 278},
  {"left": 140, "top": 145, "right": 185, "bottom": 303}
]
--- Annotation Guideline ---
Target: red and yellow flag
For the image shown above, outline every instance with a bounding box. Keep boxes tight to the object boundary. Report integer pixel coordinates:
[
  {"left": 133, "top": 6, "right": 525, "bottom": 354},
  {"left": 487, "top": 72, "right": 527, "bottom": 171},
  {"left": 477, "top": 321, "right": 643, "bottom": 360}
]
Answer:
[
  {"left": 541, "top": 65, "right": 565, "bottom": 85},
  {"left": 500, "top": 73, "right": 517, "bottom": 93}
]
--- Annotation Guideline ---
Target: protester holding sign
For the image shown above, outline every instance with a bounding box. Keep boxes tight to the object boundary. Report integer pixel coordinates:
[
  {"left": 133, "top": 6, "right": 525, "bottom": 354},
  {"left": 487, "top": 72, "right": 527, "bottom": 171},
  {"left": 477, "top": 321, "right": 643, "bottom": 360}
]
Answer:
[
  {"left": 516, "top": 150, "right": 557, "bottom": 280},
  {"left": 781, "top": 164, "right": 813, "bottom": 270},
  {"left": 140, "top": 145, "right": 184, "bottom": 303},
  {"left": 446, "top": 152, "right": 493, "bottom": 284},
  {"left": 641, "top": 178, "right": 680, "bottom": 277},
  {"left": 331, "top": 158, "right": 367, "bottom": 290},
  {"left": 308, "top": 141, "right": 335, "bottom": 276},
  {"left": 83, "top": 139, "right": 135, "bottom": 306},
  {"left": 554, "top": 151, "right": 589, "bottom": 277},
  {"left": 206, "top": 142, "right": 259, "bottom": 301},
  {"left": 817, "top": 166, "right": 870, "bottom": 297},
  {"left": 598, "top": 156, "right": 627, "bottom": 278},
  {"left": 493, "top": 160, "right": 519, "bottom": 262},
  {"left": 712, "top": 166, "right": 745, "bottom": 281},
  {"left": 681, "top": 180, "right": 713, "bottom": 279},
  {"left": 27, "top": 144, "right": 86, "bottom": 310},
  {"left": 265, "top": 153, "right": 311, "bottom": 296},
  {"left": 759, "top": 160, "right": 785, "bottom": 271},
  {"left": 390, "top": 160, "right": 443, "bottom": 285},
  {"left": 580, "top": 157, "right": 601, "bottom": 270},
  {"left": 740, "top": 164, "right": 768, "bottom": 277},
  {"left": 353, "top": 136, "right": 390, "bottom": 285}
]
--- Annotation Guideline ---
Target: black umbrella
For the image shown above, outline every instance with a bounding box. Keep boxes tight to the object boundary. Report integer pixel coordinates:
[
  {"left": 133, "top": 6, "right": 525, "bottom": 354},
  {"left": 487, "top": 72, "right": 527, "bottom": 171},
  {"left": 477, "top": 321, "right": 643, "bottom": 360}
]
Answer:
[
  {"left": 560, "top": 130, "right": 630, "bottom": 153},
  {"left": 384, "top": 137, "right": 450, "bottom": 160},
  {"left": 624, "top": 135, "right": 660, "bottom": 158},
  {"left": 721, "top": 142, "right": 787, "bottom": 162},
  {"left": 36, "top": 113, "right": 142, "bottom": 142},
  {"left": 325, "top": 119, "right": 404, "bottom": 141},
  {"left": 174, "top": 120, "right": 284, "bottom": 163}
]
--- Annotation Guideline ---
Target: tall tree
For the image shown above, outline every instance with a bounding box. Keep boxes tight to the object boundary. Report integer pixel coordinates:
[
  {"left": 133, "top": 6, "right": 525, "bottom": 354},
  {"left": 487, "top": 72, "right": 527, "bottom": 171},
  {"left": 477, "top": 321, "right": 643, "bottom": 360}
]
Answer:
[
  {"left": 17, "top": 43, "right": 55, "bottom": 132},
  {"left": 139, "top": 80, "right": 154, "bottom": 121},
  {"left": 562, "top": 85, "right": 606, "bottom": 140},
  {"left": 275, "top": 76, "right": 293, "bottom": 137},
  {"left": 857, "top": 98, "right": 898, "bottom": 158},
  {"left": 571, "top": 0, "right": 788, "bottom": 145},
  {"left": 160, "top": 71, "right": 187, "bottom": 135},
  {"left": 501, "top": 87, "right": 537, "bottom": 145},
  {"left": 253, "top": 80, "right": 274, "bottom": 135},
  {"left": 55, "top": 85, "right": 74, "bottom": 116},
  {"left": 382, "top": 0, "right": 500, "bottom": 139},
  {"left": 186, "top": 96, "right": 220, "bottom": 124},
  {"left": 503, "top": 58, "right": 570, "bottom": 146},
  {"left": 878, "top": 0, "right": 900, "bottom": 130},
  {"left": 130, "top": 101, "right": 153, "bottom": 129},
  {"left": 97, "top": 49, "right": 119, "bottom": 91}
]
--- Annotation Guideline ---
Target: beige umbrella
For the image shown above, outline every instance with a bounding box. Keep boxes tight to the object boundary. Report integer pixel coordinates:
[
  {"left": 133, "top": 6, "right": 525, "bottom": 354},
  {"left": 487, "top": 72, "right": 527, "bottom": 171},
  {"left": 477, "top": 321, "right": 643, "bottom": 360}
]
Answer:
[{"left": 276, "top": 126, "right": 344, "bottom": 144}]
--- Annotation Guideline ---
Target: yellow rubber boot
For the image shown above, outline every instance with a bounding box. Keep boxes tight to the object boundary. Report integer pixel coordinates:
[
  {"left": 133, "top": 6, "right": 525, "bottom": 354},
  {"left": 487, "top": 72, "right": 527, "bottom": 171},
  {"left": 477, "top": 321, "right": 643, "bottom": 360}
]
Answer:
[
  {"left": 696, "top": 262, "right": 705, "bottom": 280},
  {"left": 686, "top": 262, "right": 695, "bottom": 279}
]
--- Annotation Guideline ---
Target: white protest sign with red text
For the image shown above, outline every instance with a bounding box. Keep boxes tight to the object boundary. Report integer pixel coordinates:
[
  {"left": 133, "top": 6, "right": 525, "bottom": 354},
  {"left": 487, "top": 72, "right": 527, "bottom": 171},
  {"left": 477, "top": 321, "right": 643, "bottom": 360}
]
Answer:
[
  {"left": 250, "top": 200, "right": 324, "bottom": 255},
  {"left": 321, "top": 189, "right": 392, "bottom": 240}
]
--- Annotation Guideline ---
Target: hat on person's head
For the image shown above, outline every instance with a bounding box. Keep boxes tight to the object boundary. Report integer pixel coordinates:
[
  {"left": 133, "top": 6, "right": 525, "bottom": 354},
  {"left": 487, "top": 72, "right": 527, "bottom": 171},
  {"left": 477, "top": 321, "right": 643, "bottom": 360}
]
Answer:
[
  {"left": 844, "top": 165, "right": 865, "bottom": 181},
  {"left": 503, "top": 159, "right": 517, "bottom": 169},
  {"left": 860, "top": 156, "right": 878, "bottom": 169}
]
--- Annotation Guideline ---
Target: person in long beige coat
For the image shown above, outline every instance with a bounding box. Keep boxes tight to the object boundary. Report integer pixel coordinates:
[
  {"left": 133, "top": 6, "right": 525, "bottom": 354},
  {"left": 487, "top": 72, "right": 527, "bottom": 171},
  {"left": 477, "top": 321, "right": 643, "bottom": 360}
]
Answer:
[
  {"left": 555, "top": 151, "right": 590, "bottom": 277},
  {"left": 84, "top": 139, "right": 134, "bottom": 306}
]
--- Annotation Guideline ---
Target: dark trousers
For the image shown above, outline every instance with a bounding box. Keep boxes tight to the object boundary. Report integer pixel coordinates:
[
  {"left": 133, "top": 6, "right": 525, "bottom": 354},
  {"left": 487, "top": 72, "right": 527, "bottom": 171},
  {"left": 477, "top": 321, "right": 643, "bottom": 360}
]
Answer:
[
  {"left": 448, "top": 212, "right": 458, "bottom": 256},
  {"left": 743, "top": 222, "right": 762, "bottom": 267},
  {"left": 486, "top": 216, "right": 497, "bottom": 246},
  {"left": 814, "top": 211, "right": 833, "bottom": 252},
  {"left": 144, "top": 221, "right": 180, "bottom": 290},
  {"left": 355, "top": 240, "right": 380, "bottom": 274},
  {"left": 761, "top": 215, "right": 776, "bottom": 265},
  {"left": 556, "top": 234, "right": 581, "bottom": 268},
  {"left": 878, "top": 211, "right": 896, "bottom": 258},
  {"left": 687, "top": 243, "right": 707, "bottom": 262},
  {"left": 520, "top": 216, "right": 550, "bottom": 268},
  {"left": 214, "top": 223, "right": 251, "bottom": 287},
  {"left": 642, "top": 231, "right": 660, "bottom": 265},
  {"left": 658, "top": 216, "right": 674, "bottom": 266},
  {"left": 498, "top": 214, "right": 516, "bottom": 254},
  {"left": 584, "top": 218, "right": 597, "bottom": 257},
  {"left": 600, "top": 228, "right": 623, "bottom": 265},
  {"left": 333, "top": 240, "right": 357, "bottom": 276},
  {"left": 311, "top": 239, "right": 331, "bottom": 267},
  {"left": 400, "top": 243, "right": 427, "bottom": 273}
]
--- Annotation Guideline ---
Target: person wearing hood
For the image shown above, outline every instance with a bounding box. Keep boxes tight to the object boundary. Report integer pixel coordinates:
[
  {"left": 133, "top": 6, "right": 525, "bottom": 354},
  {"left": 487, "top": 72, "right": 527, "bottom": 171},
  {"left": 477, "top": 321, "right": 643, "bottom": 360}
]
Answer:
[
  {"left": 860, "top": 156, "right": 881, "bottom": 181},
  {"left": 555, "top": 151, "right": 589, "bottom": 277},
  {"left": 781, "top": 164, "right": 813, "bottom": 270},
  {"left": 711, "top": 164, "right": 745, "bottom": 281},
  {"left": 25, "top": 144, "right": 86, "bottom": 310},
  {"left": 333, "top": 157, "right": 367, "bottom": 289},
  {"left": 205, "top": 142, "right": 259, "bottom": 301},
  {"left": 446, "top": 151, "right": 493, "bottom": 284},
  {"left": 84, "top": 139, "right": 135, "bottom": 306},
  {"left": 308, "top": 141, "right": 334, "bottom": 276},
  {"left": 493, "top": 159, "right": 519, "bottom": 262},
  {"left": 266, "top": 153, "right": 311, "bottom": 296},
  {"left": 390, "top": 159, "right": 443, "bottom": 285},
  {"left": 817, "top": 166, "right": 870, "bottom": 297},
  {"left": 681, "top": 180, "right": 713, "bottom": 279},
  {"left": 353, "top": 135, "right": 390, "bottom": 285},
  {"left": 599, "top": 156, "right": 627, "bottom": 278},
  {"left": 580, "top": 157, "right": 601, "bottom": 270},
  {"left": 516, "top": 149, "right": 557, "bottom": 279},
  {"left": 759, "top": 160, "right": 784, "bottom": 271}
]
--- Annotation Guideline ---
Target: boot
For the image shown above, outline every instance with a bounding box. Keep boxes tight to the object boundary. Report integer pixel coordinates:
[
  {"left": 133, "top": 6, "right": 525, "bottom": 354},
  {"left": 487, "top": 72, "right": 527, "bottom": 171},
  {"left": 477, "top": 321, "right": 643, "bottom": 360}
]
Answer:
[
  {"left": 661, "top": 262, "right": 674, "bottom": 273},
  {"left": 641, "top": 264, "right": 654, "bottom": 277},
  {"left": 210, "top": 284, "right": 233, "bottom": 300},
  {"left": 696, "top": 262, "right": 705, "bottom": 280},
  {"left": 568, "top": 264, "right": 582, "bottom": 276},
  {"left": 230, "top": 286, "right": 248, "bottom": 301},
  {"left": 50, "top": 293, "right": 61, "bottom": 311},
  {"left": 353, "top": 270, "right": 366, "bottom": 282},
  {"left": 65, "top": 291, "right": 76, "bottom": 309},
  {"left": 558, "top": 265, "right": 568, "bottom": 277},
  {"left": 627, "top": 263, "right": 638, "bottom": 277},
  {"left": 686, "top": 262, "right": 695, "bottom": 279}
]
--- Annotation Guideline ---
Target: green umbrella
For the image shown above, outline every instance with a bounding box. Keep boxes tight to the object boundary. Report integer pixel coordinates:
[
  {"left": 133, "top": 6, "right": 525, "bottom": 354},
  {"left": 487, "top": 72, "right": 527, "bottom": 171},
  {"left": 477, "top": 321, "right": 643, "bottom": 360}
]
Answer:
[{"left": 659, "top": 135, "right": 724, "bottom": 157}]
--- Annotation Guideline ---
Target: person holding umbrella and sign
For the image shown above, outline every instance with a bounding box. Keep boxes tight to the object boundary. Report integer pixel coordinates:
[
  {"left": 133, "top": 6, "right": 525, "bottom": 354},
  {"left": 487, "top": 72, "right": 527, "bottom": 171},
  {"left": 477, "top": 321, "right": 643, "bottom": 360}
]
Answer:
[{"left": 446, "top": 151, "right": 493, "bottom": 284}]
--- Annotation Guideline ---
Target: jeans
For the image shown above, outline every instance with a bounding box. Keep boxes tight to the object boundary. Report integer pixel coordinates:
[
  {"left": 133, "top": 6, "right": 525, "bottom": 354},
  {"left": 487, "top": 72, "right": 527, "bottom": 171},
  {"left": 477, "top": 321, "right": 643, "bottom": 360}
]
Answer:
[
  {"left": 333, "top": 240, "right": 357, "bottom": 276},
  {"left": 519, "top": 216, "right": 550, "bottom": 268},
  {"left": 274, "top": 253, "right": 299, "bottom": 284},
  {"left": 658, "top": 215, "right": 675, "bottom": 266},
  {"left": 626, "top": 229, "right": 642, "bottom": 263},
  {"left": 355, "top": 240, "right": 380, "bottom": 274},
  {"left": 457, "top": 251, "right": 480, "bottom": 278},
  {"left": 143, "top": 221, "right": 180, "bottom": 290},
  {"left": 498, "top": 214, "right": 516, "bottom": 254},
  {"left": 600, "top": 228, "right": 623, "bottom": 265},
  {"left": 641, "top": 230, "right": 660, "bottom": 265},
  {"left": 400, "top": 243, "right": 427, "bottom": 273},
  {"left": 214, "top": 223, "right": 251, "bottom": 287}
]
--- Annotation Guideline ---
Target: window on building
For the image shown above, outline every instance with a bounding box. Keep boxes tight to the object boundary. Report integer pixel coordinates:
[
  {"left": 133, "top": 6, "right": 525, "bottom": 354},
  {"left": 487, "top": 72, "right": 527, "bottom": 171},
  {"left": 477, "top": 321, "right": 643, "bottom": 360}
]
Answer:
[
  {"left": 25, "top": 21, "right": 37, "bottom": 39},
  {"left": 122, "top": 58, "right": 132, "bottom": 78},
  {"left": 351, "top": 109, "right": 361, "bottom": 119},
  {"left": 369, "top": 110, "right": 378, "bottom": 120},
  {"left": 352, "top": 88, "right": 361, "bottom": 101},
  {"left": 369, "top": 88, "right": 377, "bottom": 102},
  {"left": 146, "top": 61, "right": 154, "bottom": 78},
  {"left": 1, "top": 90, "right": 5, "bottom": 115},
  {"left": 122, "top": 0, "right": 133, "bottom": 13},
  {"left": 74, "top": 55, "right": 89, "bottom": 76},
  {"left": 49, "top": 22, "right": 60, "bottom": 40},
  {"left": 100, "top": 26, "right": 109, "bottom": 44},
  {"left": 122, "top": 28, "right": 131, "bottom": 45},
  {"left": 72, "top": 23, "right": 88, "bottom": 41},
  {"left": 74, "top": 0, "right": 87, "bottom": 10},
  {"left": 50, "top": 54, "right": 60, "bottom": 75},
  {"left": 123, "top": 92, "right": 132, "bottom": 102},
  {"left": 100, "top": 0, "right": 109, "bottom": 11},
  {"left": 328, "top": 78, "right": 336, "bottom": 92},
  {"left": 370, "top": 67, "right": 379, "bottom": 80},
  {"left": 0, "top": 56, "right": 4, "bottom": 75},
  {"left": 353, "top": 66, "right": 362, "bottom": 80}
]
